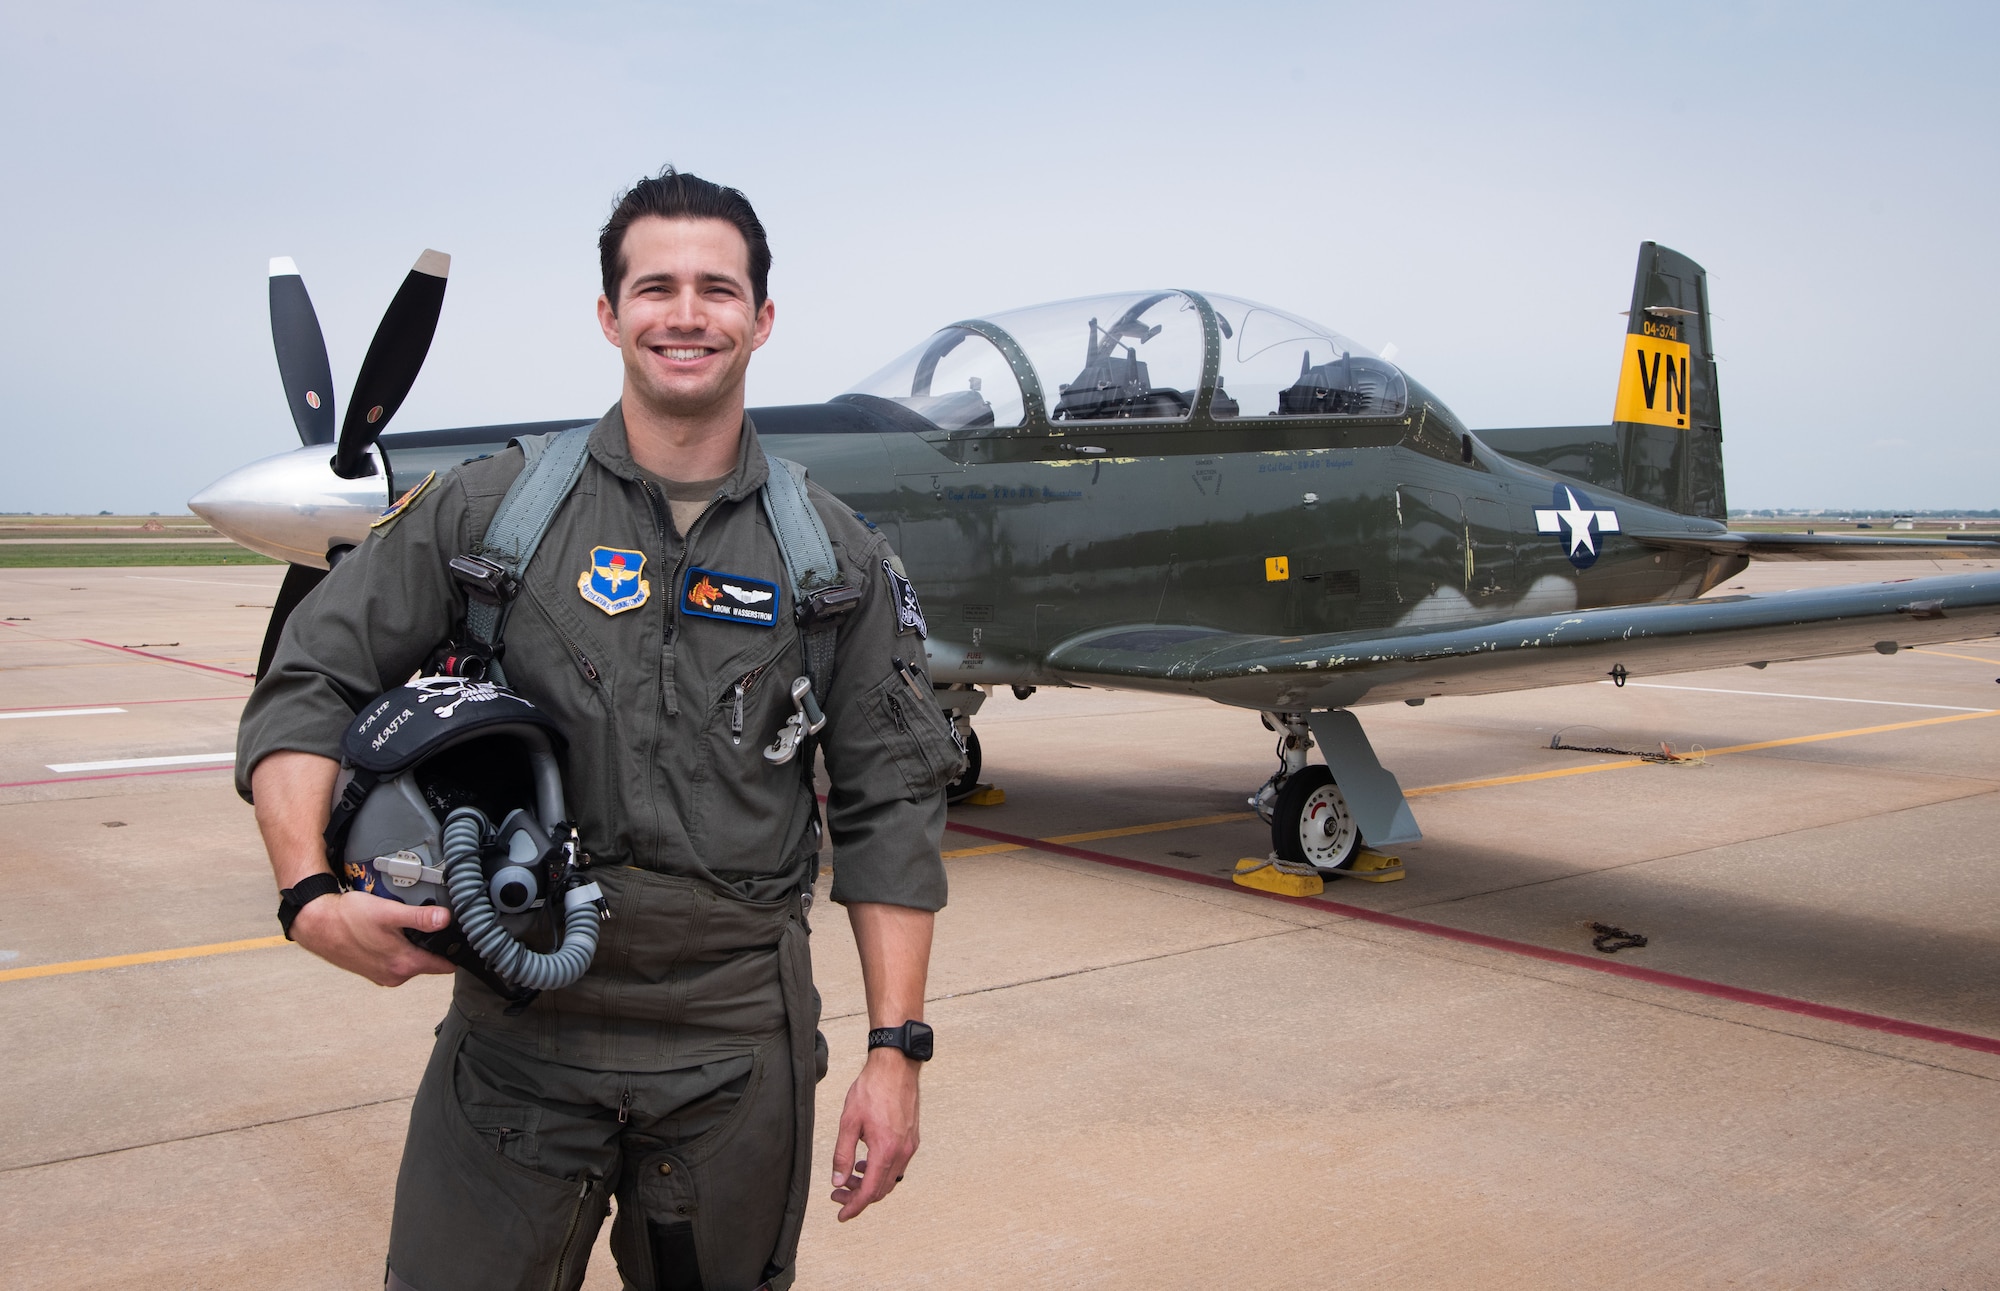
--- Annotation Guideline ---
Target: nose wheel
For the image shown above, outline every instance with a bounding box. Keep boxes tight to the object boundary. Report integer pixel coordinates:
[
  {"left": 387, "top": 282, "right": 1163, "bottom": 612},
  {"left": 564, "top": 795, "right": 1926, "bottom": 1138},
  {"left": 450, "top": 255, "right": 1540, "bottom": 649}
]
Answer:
[
  {"left": 944, "top": 726, "right": 983, "bottom": 804},
  {"left": 1270, "top": 765, "right": 1361, "bottom": 872}
]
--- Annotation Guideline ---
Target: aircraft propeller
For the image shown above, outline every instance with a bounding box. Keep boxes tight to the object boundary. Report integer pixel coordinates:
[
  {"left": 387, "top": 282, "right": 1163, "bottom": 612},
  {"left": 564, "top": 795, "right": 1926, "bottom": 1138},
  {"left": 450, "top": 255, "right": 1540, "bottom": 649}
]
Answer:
[{"left": 253, "top": 249, "right": 451, "bottom": 679}]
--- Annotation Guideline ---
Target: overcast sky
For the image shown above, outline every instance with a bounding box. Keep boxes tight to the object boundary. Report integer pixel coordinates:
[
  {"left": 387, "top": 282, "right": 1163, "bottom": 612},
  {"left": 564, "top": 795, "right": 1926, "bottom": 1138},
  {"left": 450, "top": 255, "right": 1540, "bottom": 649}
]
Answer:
[{"left": 2, "top": 0, "right": 1994, "bottom": 513}]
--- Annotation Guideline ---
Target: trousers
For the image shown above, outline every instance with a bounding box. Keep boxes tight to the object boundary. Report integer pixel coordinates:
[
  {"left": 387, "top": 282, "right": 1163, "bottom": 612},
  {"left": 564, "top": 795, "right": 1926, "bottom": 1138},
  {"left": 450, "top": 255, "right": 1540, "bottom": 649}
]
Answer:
[{"left": 385, "top": 1007, "right": 813, "bottom": 1291}]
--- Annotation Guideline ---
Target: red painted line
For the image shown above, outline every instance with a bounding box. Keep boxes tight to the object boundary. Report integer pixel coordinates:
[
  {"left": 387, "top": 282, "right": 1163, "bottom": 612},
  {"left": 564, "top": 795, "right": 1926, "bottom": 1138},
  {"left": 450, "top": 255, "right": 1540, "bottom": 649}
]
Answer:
[
  {"left": 942, "top": 818, "right": 2000, "bottom": 1059},
  {"left": 78, "top": 640, "right": 253, "bottom": 679},
  {"left": 0, "top": 695, "right": 244, "bottom": 715},
  {"left": 0, "top": 764, "right": 236, "bottom": 790}
]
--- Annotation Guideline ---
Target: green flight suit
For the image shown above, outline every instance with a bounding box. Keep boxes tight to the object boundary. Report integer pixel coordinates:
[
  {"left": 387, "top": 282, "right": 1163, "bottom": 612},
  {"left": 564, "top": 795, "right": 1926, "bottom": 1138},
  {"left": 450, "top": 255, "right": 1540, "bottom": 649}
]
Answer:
[{"left": 238, "top": 407, "right": 961, "bottom": 1291}]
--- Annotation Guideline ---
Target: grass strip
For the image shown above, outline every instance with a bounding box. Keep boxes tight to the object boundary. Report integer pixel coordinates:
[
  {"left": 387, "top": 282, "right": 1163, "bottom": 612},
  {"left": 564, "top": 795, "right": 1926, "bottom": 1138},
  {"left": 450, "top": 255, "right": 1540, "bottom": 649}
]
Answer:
[{"left": 0, "top": 545, "right": 280, "bottom": 567}]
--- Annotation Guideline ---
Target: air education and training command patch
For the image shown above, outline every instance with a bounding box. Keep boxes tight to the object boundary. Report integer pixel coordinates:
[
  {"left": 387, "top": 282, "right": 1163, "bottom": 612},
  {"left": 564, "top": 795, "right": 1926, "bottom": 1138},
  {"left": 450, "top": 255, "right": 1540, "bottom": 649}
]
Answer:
[
  {"left": 578, "top": 547, "right": 650, "bottom": 615},
  {"left": 682, "top": 567, "right": 778, "bottom": 627}
]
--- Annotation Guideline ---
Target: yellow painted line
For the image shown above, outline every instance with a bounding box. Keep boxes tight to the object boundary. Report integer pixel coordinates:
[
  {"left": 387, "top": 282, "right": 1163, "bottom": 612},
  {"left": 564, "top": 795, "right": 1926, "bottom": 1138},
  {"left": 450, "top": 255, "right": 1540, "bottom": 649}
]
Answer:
[
  {"left": 1407, "top": 760, "right": 1648, "bottom": 796},
  {"left": 1410, "top": 707, "right": 2000, "bottom": 798},
  {"left": 941, "top": 810, "right": 1256, "bottom": 859},
  {"left": 0, "top": 935, "right": 289, "bottom": 983},
  {"left": 1047, "top": 811, "right": 1254, "bottom": 844},
  {"left": 941, "top": 842, "right": 1027, "bottom": 859},
  {"left": 1912, "top": 647, "right": 2000, "bottom": 666}
]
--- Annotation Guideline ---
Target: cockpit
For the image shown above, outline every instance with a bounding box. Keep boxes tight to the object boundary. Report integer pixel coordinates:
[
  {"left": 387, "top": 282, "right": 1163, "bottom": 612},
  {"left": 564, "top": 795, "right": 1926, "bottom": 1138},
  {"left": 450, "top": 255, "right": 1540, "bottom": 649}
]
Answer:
[{"left": 843, "top": 290, "right": 1409, "bottom": 431}]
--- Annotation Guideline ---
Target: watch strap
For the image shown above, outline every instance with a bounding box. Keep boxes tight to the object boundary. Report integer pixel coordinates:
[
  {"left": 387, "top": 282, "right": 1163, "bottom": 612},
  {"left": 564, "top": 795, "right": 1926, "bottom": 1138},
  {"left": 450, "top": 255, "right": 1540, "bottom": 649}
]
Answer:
[
  {"left": 867, "top": 1020, "right": 934, "bottom": 1062},
  {"left": 277, "top": 871, "right": 343, "bottom": 940}
]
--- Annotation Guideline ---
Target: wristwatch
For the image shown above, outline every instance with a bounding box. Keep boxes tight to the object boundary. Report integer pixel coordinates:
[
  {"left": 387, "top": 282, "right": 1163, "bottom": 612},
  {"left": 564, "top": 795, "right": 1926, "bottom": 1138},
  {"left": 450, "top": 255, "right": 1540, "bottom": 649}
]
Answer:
[
  {"left": 277, "top": 872, "right": 344, "bottom": 940},
  {"left": 867, "top": 1020, "right": 934, "bottom": 1062}
]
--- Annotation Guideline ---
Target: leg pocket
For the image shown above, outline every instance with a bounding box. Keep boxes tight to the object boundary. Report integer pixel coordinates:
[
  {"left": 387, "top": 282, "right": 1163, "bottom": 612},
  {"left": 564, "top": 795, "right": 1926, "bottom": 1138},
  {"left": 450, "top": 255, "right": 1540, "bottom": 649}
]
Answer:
[
  {"left": 388, "top": 1013, "right": 614, "bottom": 1291},
  {"left": 633, "top": 1033, "right": 797, "bottom": 1291}
]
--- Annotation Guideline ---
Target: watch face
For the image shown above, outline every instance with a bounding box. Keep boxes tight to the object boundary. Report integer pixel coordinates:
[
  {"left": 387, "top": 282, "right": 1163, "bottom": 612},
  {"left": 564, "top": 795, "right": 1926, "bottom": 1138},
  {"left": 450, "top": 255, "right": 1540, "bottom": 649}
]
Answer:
[{"left": 907, "top": 1020, "right": 934, "bottom": 1062}]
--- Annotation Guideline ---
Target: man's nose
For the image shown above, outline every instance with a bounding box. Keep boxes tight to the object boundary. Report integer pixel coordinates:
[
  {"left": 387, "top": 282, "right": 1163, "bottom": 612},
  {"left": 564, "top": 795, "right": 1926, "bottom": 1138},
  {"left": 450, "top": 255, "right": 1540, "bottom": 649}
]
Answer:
[{"left": 662, "top": 287, "right": 707, "bottom": 331}]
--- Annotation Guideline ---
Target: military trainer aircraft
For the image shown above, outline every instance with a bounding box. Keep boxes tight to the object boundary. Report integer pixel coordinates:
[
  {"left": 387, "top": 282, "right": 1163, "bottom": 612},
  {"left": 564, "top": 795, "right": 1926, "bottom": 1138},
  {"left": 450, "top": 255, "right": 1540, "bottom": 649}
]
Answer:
[{"left": 191, "top": 244, "right": 2000, "bottom": 873}]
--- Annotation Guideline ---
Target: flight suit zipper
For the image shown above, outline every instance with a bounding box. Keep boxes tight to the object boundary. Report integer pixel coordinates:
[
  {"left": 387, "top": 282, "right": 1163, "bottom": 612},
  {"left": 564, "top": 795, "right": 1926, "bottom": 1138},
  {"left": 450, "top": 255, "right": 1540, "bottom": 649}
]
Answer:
[{"left": 548, "top": 1176, "right": 595, "bottom": 1291}]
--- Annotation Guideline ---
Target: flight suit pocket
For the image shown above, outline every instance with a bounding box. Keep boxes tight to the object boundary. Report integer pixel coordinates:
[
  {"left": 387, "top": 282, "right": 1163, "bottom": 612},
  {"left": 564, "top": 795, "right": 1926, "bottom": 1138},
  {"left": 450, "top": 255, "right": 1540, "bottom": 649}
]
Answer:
[
  {"left": 861, "top": 670, "right": 968, "bottom": 800},
  {"left": 631, "top": 1032, "right": 797, "bottom": 1291}
]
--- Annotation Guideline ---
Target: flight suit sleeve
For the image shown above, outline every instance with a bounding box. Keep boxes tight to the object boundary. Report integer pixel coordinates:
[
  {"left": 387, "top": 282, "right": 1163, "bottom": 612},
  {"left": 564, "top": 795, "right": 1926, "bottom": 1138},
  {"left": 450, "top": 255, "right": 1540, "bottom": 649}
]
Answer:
[
  {"left": 233, "top": 459, "right": 516, "bottom": 802},
  {"left": 813, "top": 499, "right": 960, "bottom": 912}
]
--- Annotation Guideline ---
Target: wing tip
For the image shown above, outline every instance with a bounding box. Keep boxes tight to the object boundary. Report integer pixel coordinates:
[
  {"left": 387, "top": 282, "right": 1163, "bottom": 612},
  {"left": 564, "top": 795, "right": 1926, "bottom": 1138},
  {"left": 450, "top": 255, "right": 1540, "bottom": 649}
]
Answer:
[
  {"left": 413, "top": 249, "right": 451, "bottom": 278},
  {"left": 269, "top": 255, "right": 300, "bottom": 278}
]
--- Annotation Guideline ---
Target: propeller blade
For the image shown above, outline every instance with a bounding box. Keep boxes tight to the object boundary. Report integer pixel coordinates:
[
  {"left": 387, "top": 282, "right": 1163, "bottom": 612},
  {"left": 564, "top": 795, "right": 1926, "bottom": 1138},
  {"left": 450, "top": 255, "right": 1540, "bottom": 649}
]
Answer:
[
  {"left": 268, "top": 257, "right": 337, "bottom": 446},
  {"left": 331, "top": 249, "right": 451, "bottom": 479},
  {"left": 257, "top": 562, "right": 330, "bottom": 681}
]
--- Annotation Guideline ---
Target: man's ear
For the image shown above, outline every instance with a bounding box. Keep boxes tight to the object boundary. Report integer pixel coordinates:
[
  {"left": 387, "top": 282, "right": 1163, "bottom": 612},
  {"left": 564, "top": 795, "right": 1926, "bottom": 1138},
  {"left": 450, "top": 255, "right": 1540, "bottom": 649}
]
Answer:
[
  {"left": 750, "top": 296, "right": 775, "bottom": 352},
  {"left": 596, "top": 294, "right": 621, "bottom": 347}
]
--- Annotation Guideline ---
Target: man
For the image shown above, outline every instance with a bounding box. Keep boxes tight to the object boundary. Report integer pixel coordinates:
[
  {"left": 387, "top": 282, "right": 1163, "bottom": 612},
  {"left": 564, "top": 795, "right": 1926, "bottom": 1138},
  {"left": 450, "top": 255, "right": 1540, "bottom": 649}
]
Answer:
[{"left": 239, "top": 168, "right": 961, "bottom": 1291}]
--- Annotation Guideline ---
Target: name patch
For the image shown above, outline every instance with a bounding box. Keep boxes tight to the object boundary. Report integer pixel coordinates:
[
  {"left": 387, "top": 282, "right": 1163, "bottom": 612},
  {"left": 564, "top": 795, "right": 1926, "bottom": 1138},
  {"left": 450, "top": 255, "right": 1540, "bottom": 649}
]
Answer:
[
  {"left": 683, "top": 567, "right": 778, "bottom": 626},
  {"left": 578, "top": 547, "right": 650, "bottom": 615}
]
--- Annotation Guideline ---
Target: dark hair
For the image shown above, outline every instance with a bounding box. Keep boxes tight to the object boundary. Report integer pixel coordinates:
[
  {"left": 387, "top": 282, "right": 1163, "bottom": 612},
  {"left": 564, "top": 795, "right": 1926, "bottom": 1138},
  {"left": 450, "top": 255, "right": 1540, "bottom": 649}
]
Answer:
[{"left": 598, "top": 167, "right": 771, "bottom": 311}]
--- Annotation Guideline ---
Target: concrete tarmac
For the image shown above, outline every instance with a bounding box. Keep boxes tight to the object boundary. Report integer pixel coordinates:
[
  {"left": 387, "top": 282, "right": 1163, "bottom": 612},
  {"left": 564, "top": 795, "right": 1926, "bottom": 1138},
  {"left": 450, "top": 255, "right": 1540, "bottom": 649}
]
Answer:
[{"left": 2, "top": 561, "right": 1997, "bottom": 1289}]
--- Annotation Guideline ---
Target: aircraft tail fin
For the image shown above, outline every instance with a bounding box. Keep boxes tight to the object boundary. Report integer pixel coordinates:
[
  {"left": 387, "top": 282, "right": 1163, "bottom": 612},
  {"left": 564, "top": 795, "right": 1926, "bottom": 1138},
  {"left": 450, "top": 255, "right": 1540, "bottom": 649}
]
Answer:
[{"left": 1612, "top": 242, "right": 1724, "bottom": 518}]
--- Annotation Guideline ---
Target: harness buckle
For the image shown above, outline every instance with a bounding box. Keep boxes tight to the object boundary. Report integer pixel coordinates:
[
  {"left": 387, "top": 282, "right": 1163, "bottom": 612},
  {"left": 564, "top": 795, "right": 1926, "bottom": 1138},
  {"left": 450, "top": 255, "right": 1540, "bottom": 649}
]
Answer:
[{"left": 795, "top": 583, "right": 862, "bottom": 629}]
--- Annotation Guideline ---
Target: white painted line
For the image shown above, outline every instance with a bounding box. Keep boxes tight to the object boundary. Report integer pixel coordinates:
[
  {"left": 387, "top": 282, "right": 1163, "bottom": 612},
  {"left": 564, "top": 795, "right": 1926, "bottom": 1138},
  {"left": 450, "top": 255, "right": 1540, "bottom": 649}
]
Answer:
[
  {"left": 0, "top": 707, "right": 126, "bottom": 721},
  {"left": 125, "top": 575, "right": 274, "bottom": 588},
  {"left": 46, "top": 753, "right": 235, "bottom": 774},
  {"left": 1603, "top": 681, "right": 1989, "bottom": 712}
]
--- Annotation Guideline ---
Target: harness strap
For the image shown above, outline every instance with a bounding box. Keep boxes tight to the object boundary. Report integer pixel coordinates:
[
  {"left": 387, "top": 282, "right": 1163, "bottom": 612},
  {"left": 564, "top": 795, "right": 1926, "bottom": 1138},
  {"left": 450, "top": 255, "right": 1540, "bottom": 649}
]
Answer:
[
  {"left": 759, "top": 454, "right": 843, "bottom": 699},
  {"left": 465, "top": 426, "right": 593, "bottom": 652}
]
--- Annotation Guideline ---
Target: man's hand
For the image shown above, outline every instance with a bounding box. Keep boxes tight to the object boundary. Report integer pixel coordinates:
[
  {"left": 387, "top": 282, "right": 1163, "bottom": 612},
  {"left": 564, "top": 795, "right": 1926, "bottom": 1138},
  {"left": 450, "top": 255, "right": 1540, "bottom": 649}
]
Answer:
[
  {"left": 291, "top": 892, "right": 456, "bottom": 986},
  {"left": 253, "top": 748, "right": 454, "bottom": 987},
  {"left": 830, "top": 1048, "right": 921, "bottom": 1221}
]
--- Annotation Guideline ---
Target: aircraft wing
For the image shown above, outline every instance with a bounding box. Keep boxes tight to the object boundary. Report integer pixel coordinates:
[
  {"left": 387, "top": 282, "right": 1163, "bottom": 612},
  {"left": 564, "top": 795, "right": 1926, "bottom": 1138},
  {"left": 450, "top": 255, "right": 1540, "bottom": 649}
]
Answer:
[
  {"left": 1042, "top": 569, "right": 2000, "bottom": 711},
  {"left": 1633, "top": 531, "right": 2000, "bottom": 562}
]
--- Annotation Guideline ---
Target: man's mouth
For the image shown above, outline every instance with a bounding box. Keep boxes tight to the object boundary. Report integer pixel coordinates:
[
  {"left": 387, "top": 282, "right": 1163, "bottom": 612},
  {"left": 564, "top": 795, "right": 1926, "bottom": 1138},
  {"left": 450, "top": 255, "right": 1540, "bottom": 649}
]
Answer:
[{"left": 655, "top": 346, "right": 714, "bottom": 361}]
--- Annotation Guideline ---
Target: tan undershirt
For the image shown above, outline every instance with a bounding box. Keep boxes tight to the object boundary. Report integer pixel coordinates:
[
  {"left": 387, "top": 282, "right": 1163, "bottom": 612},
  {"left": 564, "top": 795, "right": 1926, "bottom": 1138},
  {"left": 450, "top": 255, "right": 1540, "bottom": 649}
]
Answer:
[{"left": 638, "top": 468, "right": 731, "bottom": 538}]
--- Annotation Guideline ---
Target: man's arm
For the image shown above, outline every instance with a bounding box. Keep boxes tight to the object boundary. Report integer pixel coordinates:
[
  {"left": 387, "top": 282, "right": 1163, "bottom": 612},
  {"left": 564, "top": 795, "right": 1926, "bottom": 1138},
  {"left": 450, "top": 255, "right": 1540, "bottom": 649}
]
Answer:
[
  {"left": 253, "top": 750, "right": 453, "bottom": 987},
  {"left": 829, "top": 900, "right": 934, "bottom": 1222}
]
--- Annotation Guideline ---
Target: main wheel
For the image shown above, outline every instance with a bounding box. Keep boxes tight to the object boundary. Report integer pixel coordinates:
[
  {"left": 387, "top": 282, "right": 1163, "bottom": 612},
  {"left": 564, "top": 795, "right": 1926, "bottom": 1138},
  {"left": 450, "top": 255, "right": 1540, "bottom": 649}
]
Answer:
[
  {"left": 1270, "top": 765, "right": 1362, "bottom": 871},
  {"left": 944, "top": 726, "right": 983, "bottom": 804}
]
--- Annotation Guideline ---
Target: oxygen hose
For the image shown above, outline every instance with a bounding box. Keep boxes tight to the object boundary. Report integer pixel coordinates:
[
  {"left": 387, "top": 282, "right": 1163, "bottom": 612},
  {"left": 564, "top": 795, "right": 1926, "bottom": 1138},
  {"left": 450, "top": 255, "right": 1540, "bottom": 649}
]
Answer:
[{"left": 440, "top": 807, "right": 602, "bottom": 992}]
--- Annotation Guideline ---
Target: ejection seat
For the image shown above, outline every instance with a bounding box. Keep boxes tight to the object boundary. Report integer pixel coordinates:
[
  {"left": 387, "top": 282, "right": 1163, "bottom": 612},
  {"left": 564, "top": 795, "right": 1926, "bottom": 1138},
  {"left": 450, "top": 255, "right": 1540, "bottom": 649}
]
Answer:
[{"left": 1277, "top": 349, "right": 1402, "bottom": 416}]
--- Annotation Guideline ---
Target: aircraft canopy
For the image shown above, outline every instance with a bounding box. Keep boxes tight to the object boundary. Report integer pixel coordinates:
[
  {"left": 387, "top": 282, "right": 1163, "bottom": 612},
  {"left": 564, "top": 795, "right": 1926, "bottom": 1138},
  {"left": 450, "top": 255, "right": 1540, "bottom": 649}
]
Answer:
[{"left": 845, "top": 290, "right": 1409, "bottom": 431}]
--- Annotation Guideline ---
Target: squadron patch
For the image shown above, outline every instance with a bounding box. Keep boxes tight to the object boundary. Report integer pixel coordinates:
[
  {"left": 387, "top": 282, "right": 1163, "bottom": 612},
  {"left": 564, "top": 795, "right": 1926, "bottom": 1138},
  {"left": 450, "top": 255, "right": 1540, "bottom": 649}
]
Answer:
[
  {"left": 682, "top": 567, "right": 778, "bottom": 626},
  {"left": 578, "top": 546, "right": 650, "bottom": 615},
  {"left": 884, "top": 558, "right": 928, "bottom": 638},
  {"left": 370, "top": 471, "right": 436, "bottom": 532}
]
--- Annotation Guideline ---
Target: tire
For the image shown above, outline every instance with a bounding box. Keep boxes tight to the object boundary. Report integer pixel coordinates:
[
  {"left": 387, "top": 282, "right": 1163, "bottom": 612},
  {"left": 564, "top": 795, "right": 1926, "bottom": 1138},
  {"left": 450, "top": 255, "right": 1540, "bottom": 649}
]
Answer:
[
  {"left": 944, "top": 726, "right": 983, "bottom": 804},
  {"left": 1270, "top": 765, "right": 1362, "bottom": 871}
]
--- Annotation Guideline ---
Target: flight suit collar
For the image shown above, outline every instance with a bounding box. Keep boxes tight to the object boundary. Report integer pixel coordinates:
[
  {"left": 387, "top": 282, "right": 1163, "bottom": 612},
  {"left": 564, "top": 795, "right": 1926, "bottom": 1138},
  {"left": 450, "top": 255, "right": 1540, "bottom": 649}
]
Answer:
[{"left": 585, "top": 402, "right": 772, "bottom": 501}]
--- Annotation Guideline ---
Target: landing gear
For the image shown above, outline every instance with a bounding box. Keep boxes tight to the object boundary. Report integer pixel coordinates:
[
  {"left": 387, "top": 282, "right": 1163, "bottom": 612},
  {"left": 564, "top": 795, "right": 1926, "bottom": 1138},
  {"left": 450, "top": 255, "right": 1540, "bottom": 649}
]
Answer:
[
  {"left": 1271, "top": 766, "right": 1361, "bottom": 871},
  {"left": 1250, "top": 711, "right": 1364, "bottom": 873},
  {"left": 945, "top": 726, "right": 983, "bottom": 804}
]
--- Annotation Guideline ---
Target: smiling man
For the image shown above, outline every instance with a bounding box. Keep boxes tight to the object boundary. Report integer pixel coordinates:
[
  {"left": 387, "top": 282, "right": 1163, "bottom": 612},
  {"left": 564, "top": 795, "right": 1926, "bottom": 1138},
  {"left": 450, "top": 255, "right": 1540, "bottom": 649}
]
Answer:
[{"left": 238, "top": 169, "right": 961, "bottom": 1291}]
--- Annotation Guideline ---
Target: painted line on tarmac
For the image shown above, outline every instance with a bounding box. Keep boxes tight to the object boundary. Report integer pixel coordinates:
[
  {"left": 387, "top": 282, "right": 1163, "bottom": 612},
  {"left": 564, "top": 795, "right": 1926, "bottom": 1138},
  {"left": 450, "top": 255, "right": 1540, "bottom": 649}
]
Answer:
[
  {"left": 0, "top": 707, "right": 125, "bottom": 721},
  {"left": 942, "top": 810, "right": 1253, "bottom": 859},
  {"left": 1607, "top": 681, "right": 1988, "bottom": 712},
  {"left": 1408, "top": 706, "right": 2000, "bottom": 798},
  {"left": 77, "top": 639, "right": 254, "bottom": 679},
  {"left": 0, "top": 935, "right": 289, "bottom": 983},
  {"left": 1912, "top": 647, "right": 2000, "bottom": 666},
  {"left": 939, "top": 818, "right": 2000, "bottom": 1058},
  {"left": 0, "top": 763, "right": 238, "bottom": 790},
  {"left": 46, "top": 752, "right": 234, "bottom": 774},
  {"left": 0, "top": 695, "right": 244, "bottom": 714}
]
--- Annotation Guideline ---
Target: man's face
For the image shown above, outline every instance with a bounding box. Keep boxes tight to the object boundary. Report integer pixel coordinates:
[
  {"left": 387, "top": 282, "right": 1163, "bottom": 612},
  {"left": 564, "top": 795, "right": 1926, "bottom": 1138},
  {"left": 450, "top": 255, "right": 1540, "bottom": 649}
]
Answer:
[{"left": 597, "top": 216, "right": 774, "bottom": 420}]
